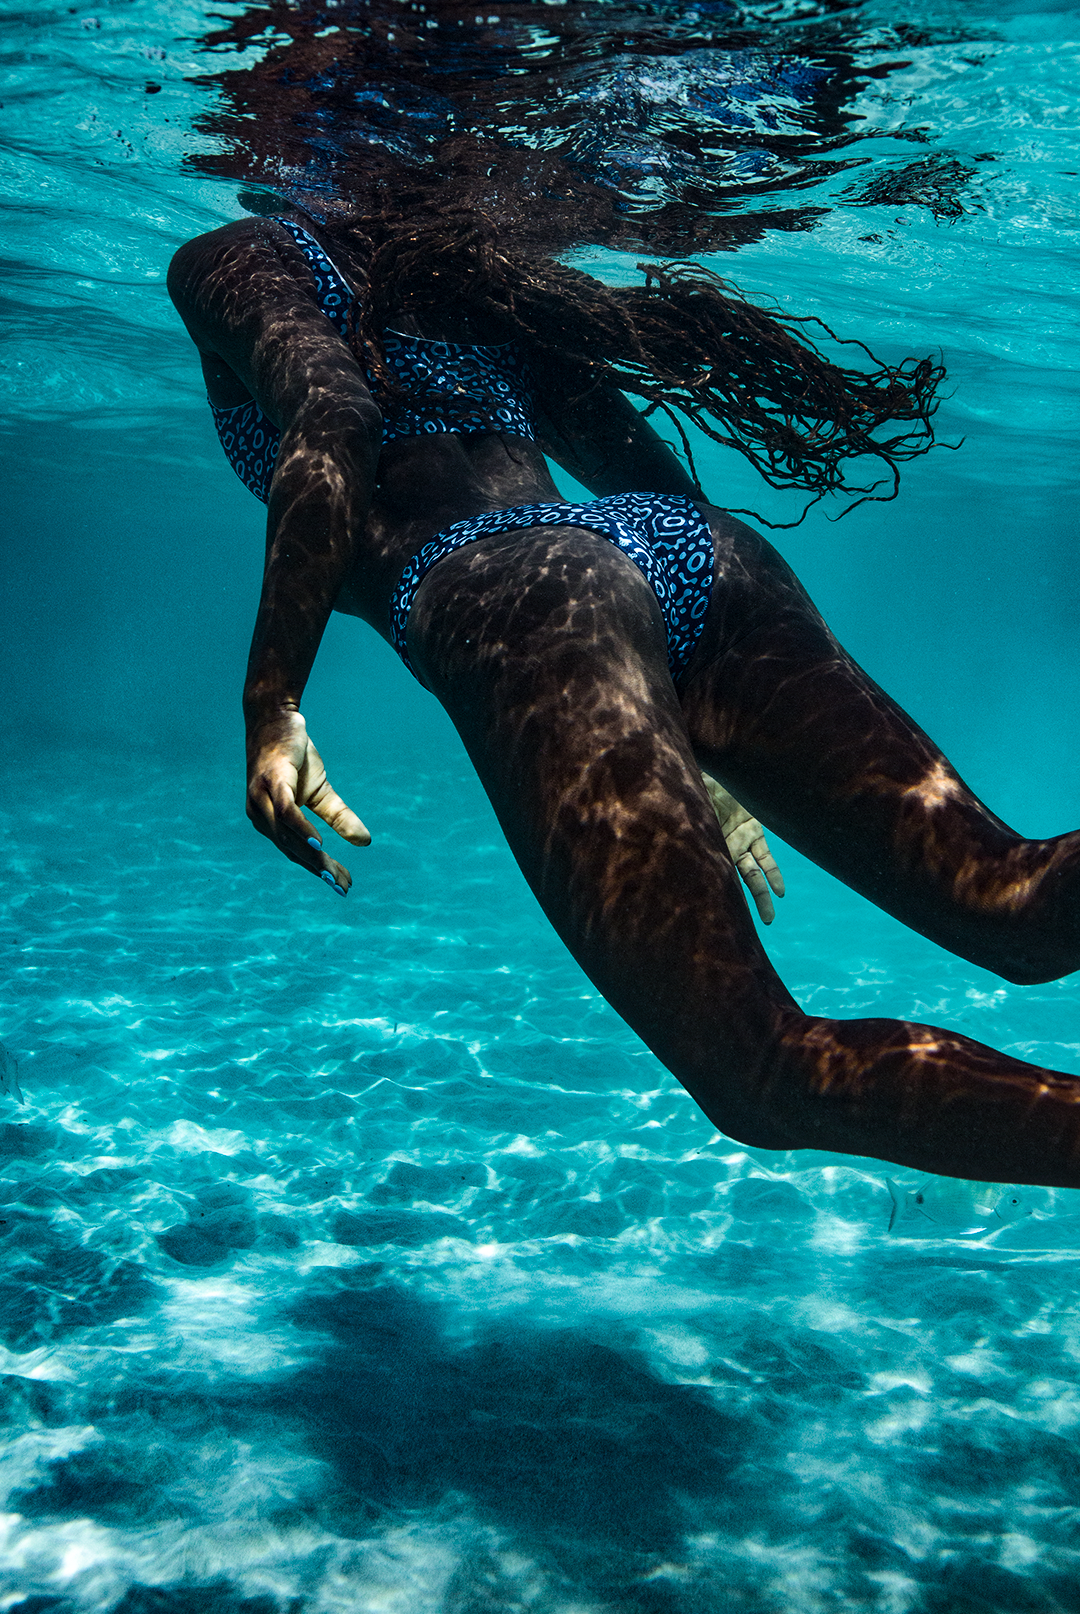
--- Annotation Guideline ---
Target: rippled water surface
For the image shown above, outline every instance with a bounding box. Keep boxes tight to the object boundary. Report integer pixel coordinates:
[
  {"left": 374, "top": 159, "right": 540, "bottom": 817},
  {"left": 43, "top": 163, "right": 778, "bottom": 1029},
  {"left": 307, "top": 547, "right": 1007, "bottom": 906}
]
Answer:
[{"left": 3, "top": 0, "right": 1080, "bottom": 1609}]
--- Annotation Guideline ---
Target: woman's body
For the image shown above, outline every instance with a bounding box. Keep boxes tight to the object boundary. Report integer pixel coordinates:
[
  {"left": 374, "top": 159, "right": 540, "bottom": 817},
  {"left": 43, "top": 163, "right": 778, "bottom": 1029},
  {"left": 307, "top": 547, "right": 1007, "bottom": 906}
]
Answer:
[{"left": 170, "top": 212, "right": 1080, "bottom": 1187}]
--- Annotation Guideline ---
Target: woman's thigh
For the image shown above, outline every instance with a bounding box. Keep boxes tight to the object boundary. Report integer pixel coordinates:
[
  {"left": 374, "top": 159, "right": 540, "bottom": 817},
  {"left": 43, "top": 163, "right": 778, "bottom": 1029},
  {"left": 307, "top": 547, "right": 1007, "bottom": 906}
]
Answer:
[
  {"left": 406, "top": 523, "right": 800, "bottom": 1143},
  {"left": 680, "top": 511, "right": 1080, "bottom": 984}
]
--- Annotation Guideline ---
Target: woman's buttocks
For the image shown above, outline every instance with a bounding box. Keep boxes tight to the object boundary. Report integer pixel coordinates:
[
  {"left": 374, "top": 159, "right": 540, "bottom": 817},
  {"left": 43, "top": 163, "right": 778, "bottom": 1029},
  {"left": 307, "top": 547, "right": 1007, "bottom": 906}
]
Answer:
[{"left": 404, "top": 522, "right": 668, "bottom": 694}]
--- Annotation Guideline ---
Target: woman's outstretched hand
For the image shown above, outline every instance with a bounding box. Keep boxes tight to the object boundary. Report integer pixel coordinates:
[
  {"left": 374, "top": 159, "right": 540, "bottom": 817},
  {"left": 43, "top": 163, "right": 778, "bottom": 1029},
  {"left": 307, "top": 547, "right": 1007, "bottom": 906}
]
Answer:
[
  {"left": 702, "top": 771, "right": 785, "bottom": 924},
  {"left": 245, "top": 708, "right": 370, "bottom": 896}
]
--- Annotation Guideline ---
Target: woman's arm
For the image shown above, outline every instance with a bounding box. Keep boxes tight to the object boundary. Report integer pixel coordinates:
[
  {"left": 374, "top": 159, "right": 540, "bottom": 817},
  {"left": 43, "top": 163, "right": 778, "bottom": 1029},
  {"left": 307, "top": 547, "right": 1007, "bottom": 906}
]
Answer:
[
  {"left": 531, "top": 364, "right": 700, "bottom": 500},
  {"left": 168, "top": 219, "right": 381, "bottom": 894}
]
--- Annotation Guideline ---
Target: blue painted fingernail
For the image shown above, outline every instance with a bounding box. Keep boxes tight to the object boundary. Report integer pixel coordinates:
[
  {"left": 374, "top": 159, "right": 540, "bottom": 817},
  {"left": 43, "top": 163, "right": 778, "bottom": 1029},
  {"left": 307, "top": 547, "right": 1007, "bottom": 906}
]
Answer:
[
  {"left": 320, "top": 870, "right": 336, "bottom": 887},
  {"left": 333, "top": 882, "right": 347, "bottom": 898},
  {"left": 307, "top": 836, "right": 322, "bottom": 850}
]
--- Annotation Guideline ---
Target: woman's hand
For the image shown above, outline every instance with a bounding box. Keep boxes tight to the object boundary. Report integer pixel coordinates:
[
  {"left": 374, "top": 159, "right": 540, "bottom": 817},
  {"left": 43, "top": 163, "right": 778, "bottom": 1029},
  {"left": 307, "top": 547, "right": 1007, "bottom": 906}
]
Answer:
[
  {"left": 245, "top": 708, "right": 370, "bottom": 895},
  {"left": 702, "top": 771, "right": 785, "bottom": 924}
]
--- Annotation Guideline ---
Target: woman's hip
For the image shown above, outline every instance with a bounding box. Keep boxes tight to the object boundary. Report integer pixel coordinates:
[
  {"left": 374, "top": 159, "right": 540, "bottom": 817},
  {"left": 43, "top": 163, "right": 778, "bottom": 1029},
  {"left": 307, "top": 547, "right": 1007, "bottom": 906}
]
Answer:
[{"left": 391, "top": 493, "right": 718, "bottom": 685}]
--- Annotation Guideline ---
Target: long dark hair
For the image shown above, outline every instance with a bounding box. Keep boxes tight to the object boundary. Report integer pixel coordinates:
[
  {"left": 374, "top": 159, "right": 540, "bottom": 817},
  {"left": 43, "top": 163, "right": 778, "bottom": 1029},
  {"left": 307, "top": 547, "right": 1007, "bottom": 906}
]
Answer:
[{"left": 328, "top": 161, "right": 945, "bottom": 524}]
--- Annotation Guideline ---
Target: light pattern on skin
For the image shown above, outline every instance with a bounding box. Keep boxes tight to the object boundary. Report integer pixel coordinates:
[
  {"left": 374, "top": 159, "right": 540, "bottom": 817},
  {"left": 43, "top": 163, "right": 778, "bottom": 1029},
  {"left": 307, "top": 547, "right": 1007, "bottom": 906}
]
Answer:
[{"left": 905, "top": 758, "right": 962, "bottom": 811}]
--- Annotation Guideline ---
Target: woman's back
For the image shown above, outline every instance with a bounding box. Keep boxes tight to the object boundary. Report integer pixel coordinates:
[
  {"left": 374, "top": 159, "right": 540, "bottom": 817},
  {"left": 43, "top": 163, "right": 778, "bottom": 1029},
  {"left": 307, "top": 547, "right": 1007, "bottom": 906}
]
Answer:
[{"left": 170, "top": 210, "right": 708, "bottom": 637}]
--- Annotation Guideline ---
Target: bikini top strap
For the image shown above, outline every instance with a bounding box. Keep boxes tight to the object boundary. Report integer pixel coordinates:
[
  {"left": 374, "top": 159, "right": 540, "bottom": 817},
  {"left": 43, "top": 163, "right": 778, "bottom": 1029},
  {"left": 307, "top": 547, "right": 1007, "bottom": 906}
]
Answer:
[{"left": 274, "top": 216, "right": 357, "bottom": 337}]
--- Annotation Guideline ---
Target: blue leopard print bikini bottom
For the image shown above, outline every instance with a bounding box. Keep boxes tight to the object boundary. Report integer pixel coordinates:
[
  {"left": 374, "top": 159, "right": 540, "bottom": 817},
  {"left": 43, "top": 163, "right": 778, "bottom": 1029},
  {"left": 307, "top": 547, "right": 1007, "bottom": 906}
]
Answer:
[{"left": 390, "top": 492, "right": 715, "bottom": 683}]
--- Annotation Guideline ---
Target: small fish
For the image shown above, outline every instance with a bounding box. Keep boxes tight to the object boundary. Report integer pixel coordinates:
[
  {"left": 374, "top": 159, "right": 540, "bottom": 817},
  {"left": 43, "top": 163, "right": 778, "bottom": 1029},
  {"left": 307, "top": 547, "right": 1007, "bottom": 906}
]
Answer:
[
  {"left": 887, "top": 1177, "right": 1001, "bottom": 1234},
  {"left": 0, "top": 1042, "right": 24, "bottom": 1105}
]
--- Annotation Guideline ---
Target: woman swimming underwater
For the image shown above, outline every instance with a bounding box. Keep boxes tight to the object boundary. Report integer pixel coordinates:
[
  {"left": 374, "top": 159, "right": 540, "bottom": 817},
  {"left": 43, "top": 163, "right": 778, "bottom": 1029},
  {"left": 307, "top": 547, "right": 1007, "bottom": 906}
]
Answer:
[{"left": 169, "top": 196, "right": 1080, "bottom": 1189}]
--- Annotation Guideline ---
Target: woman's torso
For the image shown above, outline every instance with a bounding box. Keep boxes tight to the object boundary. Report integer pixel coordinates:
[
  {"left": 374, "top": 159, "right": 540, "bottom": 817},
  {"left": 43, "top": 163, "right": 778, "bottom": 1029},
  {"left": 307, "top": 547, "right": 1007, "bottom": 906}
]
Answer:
[{"left": 206, "top": 215, "right": 564, "bottom": 632}]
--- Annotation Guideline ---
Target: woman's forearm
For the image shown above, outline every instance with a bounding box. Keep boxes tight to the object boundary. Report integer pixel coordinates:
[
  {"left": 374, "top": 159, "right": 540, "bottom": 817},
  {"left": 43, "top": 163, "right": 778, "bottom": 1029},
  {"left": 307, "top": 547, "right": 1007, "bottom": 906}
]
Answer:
[
  {"left": 240, "top": 408, "right": 379, "bottom": 892},
  {"left": 242, "top": 405, "right": 381, "bottom": 722},
  {"left": 535, "top": 380, "right": 700, "bottom": 499}
]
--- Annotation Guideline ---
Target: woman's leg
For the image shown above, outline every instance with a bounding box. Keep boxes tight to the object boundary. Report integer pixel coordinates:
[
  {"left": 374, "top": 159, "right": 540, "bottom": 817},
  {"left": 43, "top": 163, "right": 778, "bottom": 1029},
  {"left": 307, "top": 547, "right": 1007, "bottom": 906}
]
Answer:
[
  {"left": 407, "top": 526, "right": 1080, "bottom": 1187},
  {"left": 681, "top": 512, "right": 1080, "bottom": 988}
]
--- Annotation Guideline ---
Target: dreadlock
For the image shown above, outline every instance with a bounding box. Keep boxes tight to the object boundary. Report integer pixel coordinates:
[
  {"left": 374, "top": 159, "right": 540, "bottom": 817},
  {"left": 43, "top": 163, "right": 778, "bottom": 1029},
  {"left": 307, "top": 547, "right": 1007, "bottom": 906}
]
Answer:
[{"left": 332, "top": 185, "right": 944, "bottom": 525}]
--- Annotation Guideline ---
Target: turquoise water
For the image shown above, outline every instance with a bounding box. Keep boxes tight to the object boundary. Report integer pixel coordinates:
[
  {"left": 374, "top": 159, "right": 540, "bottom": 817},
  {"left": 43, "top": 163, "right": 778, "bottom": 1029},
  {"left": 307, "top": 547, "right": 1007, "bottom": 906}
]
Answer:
[{"left": 3, "top": 1, "right": 1080, "bottom": 1609}]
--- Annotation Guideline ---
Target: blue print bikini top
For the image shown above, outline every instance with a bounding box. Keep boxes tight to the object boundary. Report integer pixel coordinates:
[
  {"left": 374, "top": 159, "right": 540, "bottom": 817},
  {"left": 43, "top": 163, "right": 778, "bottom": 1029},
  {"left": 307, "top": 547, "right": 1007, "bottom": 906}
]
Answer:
[{"left": 210, "top": 218, "right": 537, "bottom": 505}]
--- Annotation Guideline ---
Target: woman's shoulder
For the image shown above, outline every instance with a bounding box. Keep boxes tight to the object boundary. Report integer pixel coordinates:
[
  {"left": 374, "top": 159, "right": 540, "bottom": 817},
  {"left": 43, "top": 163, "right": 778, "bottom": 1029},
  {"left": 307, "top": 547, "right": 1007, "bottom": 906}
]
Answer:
[
  {"left": 167, "top": 215, "right": 349, "bottom": 350},
  {"left": 170, "top": 214, "right": 369, "bottom": 314},
  {"left": 168, "top": 215, "right": 291, "bottom": 295}
]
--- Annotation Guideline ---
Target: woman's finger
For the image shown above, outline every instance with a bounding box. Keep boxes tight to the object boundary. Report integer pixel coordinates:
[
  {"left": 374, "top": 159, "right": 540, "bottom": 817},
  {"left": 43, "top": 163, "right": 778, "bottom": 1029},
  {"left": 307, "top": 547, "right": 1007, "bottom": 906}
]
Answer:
[
  {"left": 722, "top": 819, "right": 785, "bottom": 905},
  {"left": 749, "top": 835, "right": 786, "bottom": 899},
  {"left": 733, "top": 849, "right": 776, "bottom": 925},
  {"left": 246, "top": 781, "right": 351, "bottom": 894},
  {"left": 306, "top": 778, "right": 372, "bottom": 846},
  {"left": 273, "top": 799, "right": 355, "bottom": 893},
  {"left": 271, "top": 789, "right": 320, "bottom": 849}
]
